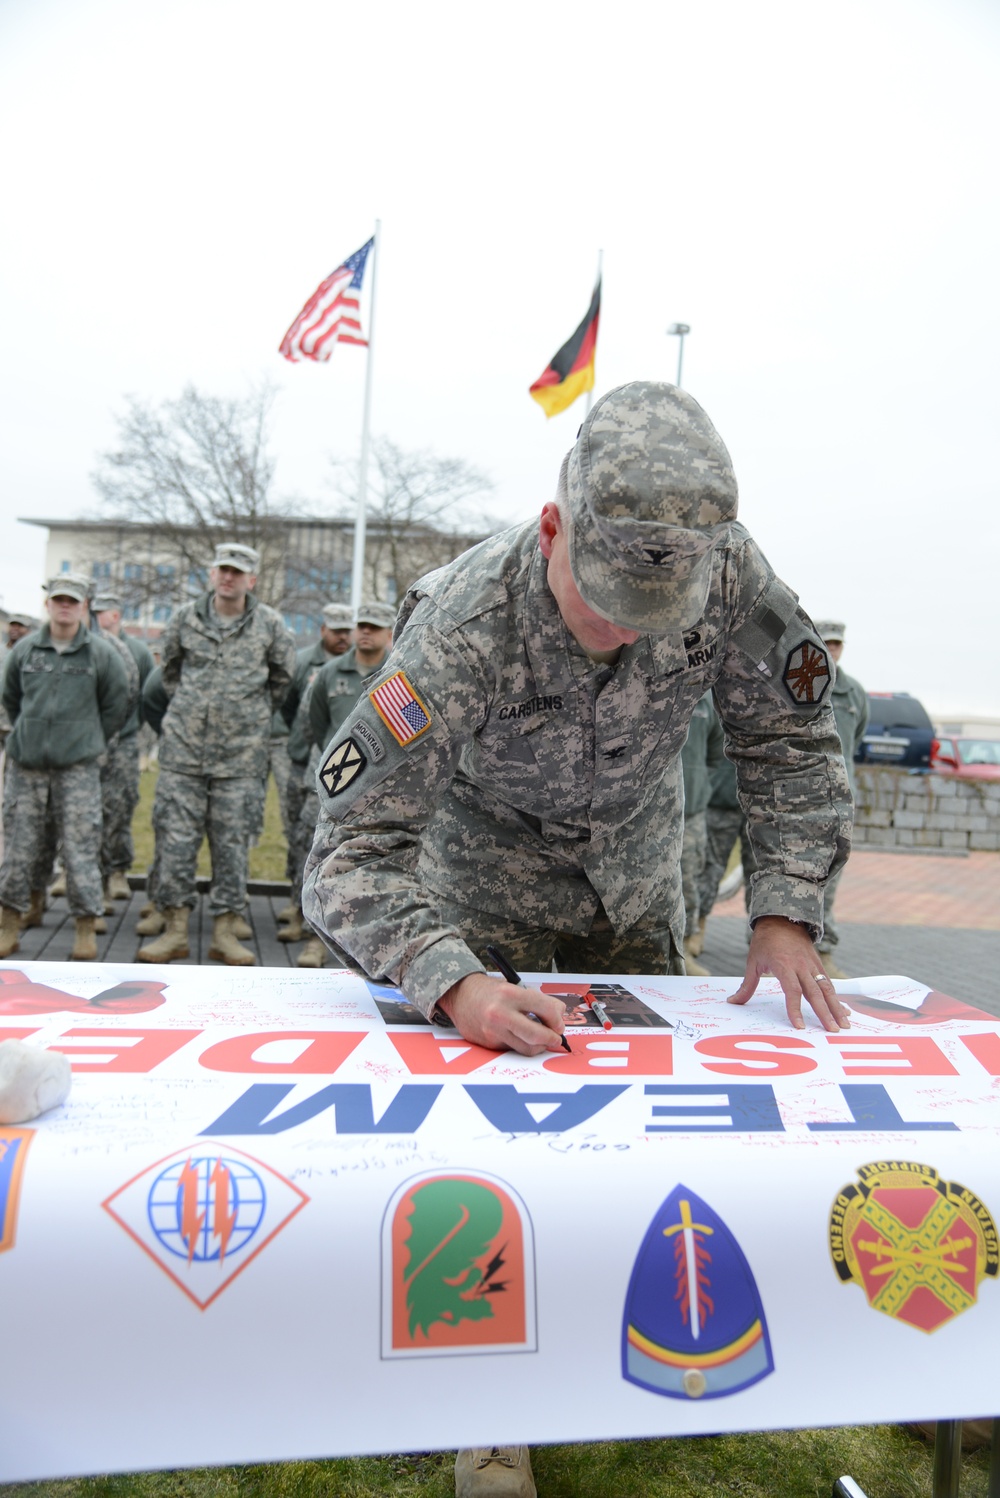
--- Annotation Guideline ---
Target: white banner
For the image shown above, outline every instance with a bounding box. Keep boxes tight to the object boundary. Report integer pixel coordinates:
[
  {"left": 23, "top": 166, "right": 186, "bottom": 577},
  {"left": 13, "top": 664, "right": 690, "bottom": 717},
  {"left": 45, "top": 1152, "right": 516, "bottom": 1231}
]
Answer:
[{"left": 2, "top": 962, "right": 999, "bottom": 1481}]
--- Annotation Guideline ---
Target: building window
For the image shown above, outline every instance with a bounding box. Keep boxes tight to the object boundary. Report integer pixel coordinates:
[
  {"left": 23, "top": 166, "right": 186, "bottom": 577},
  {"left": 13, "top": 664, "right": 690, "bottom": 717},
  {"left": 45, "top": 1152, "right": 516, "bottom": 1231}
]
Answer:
[
  {"left": 60, "top": 560, "right": 71, "bottom": 573},
  {"left": 123, "top": 603, "right": 141, "bottom": 621},
  {"left": 152, "top": 604, "right": 172, "bottom": 623},
  {"left": 187, "top": 567, "right": 208, "bottom": 594},
  {"left": 124, "top": 563, "right": 143, "bottom": 582},
  {"left": 92, "top": 561, "right": 111, "bottom": 579}
]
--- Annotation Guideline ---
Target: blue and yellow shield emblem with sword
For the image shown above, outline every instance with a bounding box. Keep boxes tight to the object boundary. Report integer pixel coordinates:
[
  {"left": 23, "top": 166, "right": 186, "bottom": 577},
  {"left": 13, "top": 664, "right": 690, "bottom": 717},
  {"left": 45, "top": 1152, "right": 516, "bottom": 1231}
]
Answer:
[{"left": 622, "top": 1184, "right": 774, "bottom": 1399}]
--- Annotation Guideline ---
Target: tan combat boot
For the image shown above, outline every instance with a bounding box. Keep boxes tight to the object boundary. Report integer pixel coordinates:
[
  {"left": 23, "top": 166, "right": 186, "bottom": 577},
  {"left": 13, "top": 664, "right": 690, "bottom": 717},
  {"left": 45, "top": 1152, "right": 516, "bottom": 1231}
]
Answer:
[
  {"left": 20, "top": 889, "right": 46, "bottom": 930},
  {"left": 108, "top": 871, "right": 132, "bottom": 901},
  {"left": 135, "top": 905, "right": 165, "bottom": 936},
  {"left": 687, "top": 914, "right": 707, "bottom": 957},
  {"left": 137, "top": 906, "right": 190, "bottom": 963},
  {"left": 820, "top": 955, "right": 848, "bottom": 980},
  {"left": 209, "top": 913, "right": 256, "bottom": 966},
  {"left": 49, "top": 870, "right": 67, "bottom": 899},
  {"left": 0, "top": 905, "right": 21, "bottom": 958},
  {"left": 93, "top": 915, "right": 108, "bottom": 934},
  {"left": 296, "top": 936, "right": 327, "bottom": 968},
  {"left": 683, "top": 940, "right": 710, "bottom": 977},
  {"left": 276, "top": 900, "right": 297, "bottom": 923},
  {"left": 455, "top": 1447, "right": 535, "bottom": 1498},
  {"left": 102, "top": 881, "right": 115, "bottom": 915},
  {"left": 72, "top": 916, "right": 98, "bottom": 961},
  {"left": 232, "top": 913, "right": 253, "bottom": 940},
  {"left": 277, "top": 907, "right": 305, "bottom": 942}
]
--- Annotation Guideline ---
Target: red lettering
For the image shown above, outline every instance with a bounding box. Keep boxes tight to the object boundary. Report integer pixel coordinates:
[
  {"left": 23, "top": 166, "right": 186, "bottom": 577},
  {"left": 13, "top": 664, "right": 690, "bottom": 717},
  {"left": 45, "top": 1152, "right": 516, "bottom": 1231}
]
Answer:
[
  {"left": 694, "top": 1034, "right": 816, "bottom": 1076},
  {"left": 541, "top": 1034, "right": 673, "bottom": 1076},
  {"left": 827, "top": 1037, "right": 958, "bottom": 1076},
  {"left": 198, "top": 1031, "right": 365, "bottom": 1074},
  {"left": 48, "top": 1028, "right": 202, "bottom": 1073},
  {"left": 958, "top": 1033, "right": 1000, "bottom": 1076},
  {"left": 387, "top": 1033, "right": 501, "bottom": 1075}
]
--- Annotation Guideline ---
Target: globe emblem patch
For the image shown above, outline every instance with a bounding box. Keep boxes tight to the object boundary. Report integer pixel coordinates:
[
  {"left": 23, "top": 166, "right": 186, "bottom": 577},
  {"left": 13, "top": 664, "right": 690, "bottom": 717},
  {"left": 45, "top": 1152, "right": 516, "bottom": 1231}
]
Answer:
[
  {"left": 147, "top": 1155, "right": 266, "bottom": 1266},
  {"left": 103, "top": 1141, "right": 309, "bottom": 1308}
]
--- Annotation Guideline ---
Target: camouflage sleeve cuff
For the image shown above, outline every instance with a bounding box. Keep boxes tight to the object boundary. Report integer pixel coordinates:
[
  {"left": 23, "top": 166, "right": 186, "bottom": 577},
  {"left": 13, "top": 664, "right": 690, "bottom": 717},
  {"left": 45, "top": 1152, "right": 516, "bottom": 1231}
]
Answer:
[
  {"left": 747, "top": 875, "right": 825, "bottom": 943},
  {"left": 401, "top": 939, "right": 488, "bottom": 1022}
]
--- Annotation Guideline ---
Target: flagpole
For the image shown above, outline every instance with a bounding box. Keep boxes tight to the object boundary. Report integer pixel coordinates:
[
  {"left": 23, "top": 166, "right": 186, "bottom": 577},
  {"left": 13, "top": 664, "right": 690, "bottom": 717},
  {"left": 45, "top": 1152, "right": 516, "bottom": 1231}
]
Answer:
[
  {"left": 350, "top": 219, "right": 380, "bottom": 613},
  {"left": 583, "top": 248, "right": 603, "bottom": 418}
]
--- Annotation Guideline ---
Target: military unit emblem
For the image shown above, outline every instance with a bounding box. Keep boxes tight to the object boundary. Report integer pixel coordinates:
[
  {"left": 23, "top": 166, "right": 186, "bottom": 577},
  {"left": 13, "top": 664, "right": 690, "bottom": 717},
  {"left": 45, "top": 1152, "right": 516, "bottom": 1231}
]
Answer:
[
  {"left": 0, "top": 1127, "right": 34, "bottom": 1254},
  {"left": 829, "top": 1161, "right": 999, "bottom": 1333},
  {"left": 320, "top": 737, "right": 367, "bottom": 796},
  {"left": 382, "top": 1171, "right": 537, "bottom": 1358},
  {"left": 622, "top": 1184, "right": 774, "bottom": 1399},
  {"left": 783, "top": 641, "right": 831, "bottom": 705}
]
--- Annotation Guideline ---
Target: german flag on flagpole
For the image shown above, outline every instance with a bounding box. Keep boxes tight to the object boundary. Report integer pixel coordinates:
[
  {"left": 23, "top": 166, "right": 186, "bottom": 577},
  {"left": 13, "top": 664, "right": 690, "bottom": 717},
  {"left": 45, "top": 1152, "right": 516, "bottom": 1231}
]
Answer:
[{"left": 529, "top": 277, "right": 601, "bottom": 418}]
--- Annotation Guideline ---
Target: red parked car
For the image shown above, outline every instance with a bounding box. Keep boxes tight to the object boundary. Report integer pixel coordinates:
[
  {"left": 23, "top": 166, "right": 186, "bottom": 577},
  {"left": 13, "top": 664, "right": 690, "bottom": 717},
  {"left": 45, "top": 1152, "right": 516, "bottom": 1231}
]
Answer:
[{"left": 930, "top": 736, "right": 1000, "bottom": 781}]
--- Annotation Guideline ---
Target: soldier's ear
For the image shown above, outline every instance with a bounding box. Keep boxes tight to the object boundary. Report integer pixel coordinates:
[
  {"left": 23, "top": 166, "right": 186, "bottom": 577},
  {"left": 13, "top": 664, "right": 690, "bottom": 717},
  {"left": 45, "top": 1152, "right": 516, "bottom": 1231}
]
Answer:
[{"left": 539, "top": 503, "right": 560, "bottom": 559}]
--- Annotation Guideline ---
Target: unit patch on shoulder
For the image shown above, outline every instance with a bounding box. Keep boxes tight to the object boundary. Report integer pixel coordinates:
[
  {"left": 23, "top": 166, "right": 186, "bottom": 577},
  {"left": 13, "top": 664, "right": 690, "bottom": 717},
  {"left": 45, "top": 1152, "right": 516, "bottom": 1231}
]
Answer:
[
  {"left": 352, "top": 719, "right": 386, "bottom": 763},
  {"left": 783, "top": 641, "right": 831, "bottom": 705},
  {"left": 370, "top": 671, "right": 432, "bottom": 747},
  {"left": 829, "top": 1161, "right": 999, "bottom": 1333},
  {"left": 320, "top": 737, "right": 367, "bottom": 796}
]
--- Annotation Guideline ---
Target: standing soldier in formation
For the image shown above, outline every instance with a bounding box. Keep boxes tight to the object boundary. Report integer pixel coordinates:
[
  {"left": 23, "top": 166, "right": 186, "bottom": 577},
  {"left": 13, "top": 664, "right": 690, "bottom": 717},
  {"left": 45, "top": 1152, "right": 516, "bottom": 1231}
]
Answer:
[
  {"left": 137, "top": 543, "right": 296, "bottom": 967},
  {"left": 0, "top": 575, "right": 129, "bottom": 961},
  {"left": 275, "top": 602, "right": 353, "bottom": 945},
  {"left": 92, "top": 591, "right": 154, "bottom": 906},
  {"left": 813, "top": 619, "right": 868, "bottom": 979},
  {"left": 295, "top": 600, "right": 395, "bottom": 968}
]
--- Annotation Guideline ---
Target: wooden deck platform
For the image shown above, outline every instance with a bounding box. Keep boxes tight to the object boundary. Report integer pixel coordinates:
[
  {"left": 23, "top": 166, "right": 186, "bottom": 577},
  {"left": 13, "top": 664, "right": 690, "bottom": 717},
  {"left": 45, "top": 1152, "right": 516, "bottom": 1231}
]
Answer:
[{"left": 9, "top": 881, "right": 308, "bottom": 967}]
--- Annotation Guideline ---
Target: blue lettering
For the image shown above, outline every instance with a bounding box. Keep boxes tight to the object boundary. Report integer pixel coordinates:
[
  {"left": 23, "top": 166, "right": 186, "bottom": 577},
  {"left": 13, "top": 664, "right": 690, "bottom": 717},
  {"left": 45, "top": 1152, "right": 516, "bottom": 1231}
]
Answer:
[
  {"left": 807, "top": 1084, "right": 959, "bottom": 1132},
  {"left": 644, "top": 1084, "right": 785, "bottom": 1132},
  {"left": 199, "top": 1082, "right": 442, "bottom": 1135},
  {"left": 463, "top": 1084, "right": 628, "bottom": 1133}
]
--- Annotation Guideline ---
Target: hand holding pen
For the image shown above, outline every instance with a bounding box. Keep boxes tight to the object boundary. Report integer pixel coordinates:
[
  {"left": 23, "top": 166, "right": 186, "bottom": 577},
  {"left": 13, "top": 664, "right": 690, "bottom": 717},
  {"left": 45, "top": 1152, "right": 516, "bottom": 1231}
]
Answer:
[
  {"left": 433, "top": 954, "right": 572, "bottom": 1057},
  {"left": 485, "top": 947, "right": 572, "bottom": 1053}
]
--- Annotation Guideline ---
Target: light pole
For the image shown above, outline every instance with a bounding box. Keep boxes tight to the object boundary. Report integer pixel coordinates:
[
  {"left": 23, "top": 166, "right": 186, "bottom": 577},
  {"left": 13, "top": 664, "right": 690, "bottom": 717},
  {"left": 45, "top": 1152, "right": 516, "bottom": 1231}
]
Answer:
[{"left": 667, "top": 323, "right": 690, "bottom": 387}]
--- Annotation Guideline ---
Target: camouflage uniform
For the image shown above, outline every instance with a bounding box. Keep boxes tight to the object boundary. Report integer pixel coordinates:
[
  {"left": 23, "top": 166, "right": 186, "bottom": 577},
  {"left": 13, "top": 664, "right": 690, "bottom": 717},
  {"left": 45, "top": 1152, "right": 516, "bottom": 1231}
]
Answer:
[
  {"left": 154, "top": 590, "right": 296, "bottom": 916},
  {"left": 680, "top": 692, "right": 726, "bottom": 936},
  {"left": 814, "top": 628, "right": 868, "bottom": 955},
  {"left": 265, "top": 709, "right": 292, "bottom": 842},
  {"left": 280, "top": 641, "right": 337, "bottom": 905},
  {"left": 0, "top": 622, "right": 129, "bottom": 917},
  {"left": 304, "top": 383, "right": 852, "bottom": 1019},
  {"left": 95, "top": 628, "right": 153, "bottom": 879}
]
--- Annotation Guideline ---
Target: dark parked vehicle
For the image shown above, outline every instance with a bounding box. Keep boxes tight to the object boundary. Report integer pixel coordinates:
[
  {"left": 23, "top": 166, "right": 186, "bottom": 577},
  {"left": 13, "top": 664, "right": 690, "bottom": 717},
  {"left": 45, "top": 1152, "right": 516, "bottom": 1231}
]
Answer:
[{"left": 854, "top": 692, "right": 934, "bottom": 769}]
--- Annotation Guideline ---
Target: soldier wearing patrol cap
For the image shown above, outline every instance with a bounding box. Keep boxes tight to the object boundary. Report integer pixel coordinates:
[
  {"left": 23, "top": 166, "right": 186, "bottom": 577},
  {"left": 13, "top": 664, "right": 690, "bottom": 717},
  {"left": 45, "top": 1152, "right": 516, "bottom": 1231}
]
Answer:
[
  {"left": 811, "top": 618, "right": 868, "bottom": 979},
  {"left": 303, "top": 382, "right": 854, "bottom": 1498},
  {"left": 137, "top": 541, "right": 296, "bottom": 967},
  {"left": 275, "top": 600, "right": 355, "bottom": 944},
  {"left": 0, "top": 574, "right": 130, "bottom": 961},
  {"left": 288, "top": 599, "right": 396, "bottom": 967}
]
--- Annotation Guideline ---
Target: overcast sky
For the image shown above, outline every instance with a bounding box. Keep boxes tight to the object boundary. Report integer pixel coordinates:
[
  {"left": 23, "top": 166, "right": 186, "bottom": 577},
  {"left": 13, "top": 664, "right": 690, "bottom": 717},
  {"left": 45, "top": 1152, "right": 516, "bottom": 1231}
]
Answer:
[{"left": 1, "top": 0, "right": 997, "bottom": 716}]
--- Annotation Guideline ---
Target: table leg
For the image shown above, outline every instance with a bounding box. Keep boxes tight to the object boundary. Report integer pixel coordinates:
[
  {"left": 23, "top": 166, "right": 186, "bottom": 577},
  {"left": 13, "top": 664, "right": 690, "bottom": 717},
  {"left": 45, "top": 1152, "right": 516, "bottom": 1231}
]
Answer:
[
  {"left": 988, "top": 1418, "right": 1000, "bottom": 1498},
  {"left": 932, "top": 1420, "right": 963, "bottom": 1498}
]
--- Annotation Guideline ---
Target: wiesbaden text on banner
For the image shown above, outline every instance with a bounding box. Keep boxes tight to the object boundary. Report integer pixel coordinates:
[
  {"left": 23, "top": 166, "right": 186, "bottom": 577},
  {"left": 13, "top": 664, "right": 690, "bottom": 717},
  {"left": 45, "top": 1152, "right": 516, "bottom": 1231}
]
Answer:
[
  {"left": 279, "top": 238, "right": 375, "bottom": 362},
  {"left": 529, "top": 278, "right": 601, "bottom": 418}
]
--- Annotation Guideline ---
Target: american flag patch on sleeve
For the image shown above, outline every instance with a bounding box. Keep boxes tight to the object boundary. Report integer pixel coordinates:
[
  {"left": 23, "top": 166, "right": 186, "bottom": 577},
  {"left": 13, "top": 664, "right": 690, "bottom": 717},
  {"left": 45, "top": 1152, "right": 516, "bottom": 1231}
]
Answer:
[{"left": 369, "top": 671, "right": 432, "bottom": 746}]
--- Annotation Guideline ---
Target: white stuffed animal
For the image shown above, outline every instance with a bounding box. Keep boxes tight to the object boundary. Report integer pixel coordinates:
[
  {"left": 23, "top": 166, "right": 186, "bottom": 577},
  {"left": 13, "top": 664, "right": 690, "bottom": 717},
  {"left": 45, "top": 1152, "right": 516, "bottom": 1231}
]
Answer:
[{"left": 0, "top": 1039, "right": 71, "bottom": 1123}]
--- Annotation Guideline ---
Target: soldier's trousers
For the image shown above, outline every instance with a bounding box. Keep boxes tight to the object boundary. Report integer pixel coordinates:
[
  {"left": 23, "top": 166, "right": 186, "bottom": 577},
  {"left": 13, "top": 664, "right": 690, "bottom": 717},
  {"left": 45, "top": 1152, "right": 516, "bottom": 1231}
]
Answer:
[
  {"left": 0, "top": 758, "right": 103, "bottom": 917},
  {"left": 283, "top": 763, "right": 315, "bottom": 904},
  {"left": 433, "top": 893, "right": 685, "bottom": 977},
  {"left": 698, "top": 807, "right": 756, "bottom": 921},
  {"left": 100, "top": 732, "right": 140, "bottom": 876},
  {"left": 153, "top": 770, "right": 257, "bottom": 917},
  {"left": 680, "top": 811, "right": 708, "bottom": 935}
]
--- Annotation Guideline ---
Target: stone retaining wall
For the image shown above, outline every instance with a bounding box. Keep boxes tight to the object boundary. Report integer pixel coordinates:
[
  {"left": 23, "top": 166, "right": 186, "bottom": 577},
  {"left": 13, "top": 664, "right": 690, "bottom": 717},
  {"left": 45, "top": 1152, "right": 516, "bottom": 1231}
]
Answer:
[{"left": 853, "top": 767, "right": 1000, "bottom": 851}]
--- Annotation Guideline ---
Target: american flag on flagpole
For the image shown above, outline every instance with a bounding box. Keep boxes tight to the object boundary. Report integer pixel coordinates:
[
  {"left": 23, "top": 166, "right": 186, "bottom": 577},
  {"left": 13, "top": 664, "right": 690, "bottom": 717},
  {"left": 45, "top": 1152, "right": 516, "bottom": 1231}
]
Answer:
[{"left": 279, "top": 237, "right": 374, "bottom": 363}]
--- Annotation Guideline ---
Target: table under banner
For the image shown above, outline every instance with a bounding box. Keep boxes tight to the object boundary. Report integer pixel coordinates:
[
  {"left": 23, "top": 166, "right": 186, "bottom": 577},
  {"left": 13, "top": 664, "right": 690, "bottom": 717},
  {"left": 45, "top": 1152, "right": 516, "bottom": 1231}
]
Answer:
[{"left": 2, "top": 961, "right": 999, "bottom": 1481}]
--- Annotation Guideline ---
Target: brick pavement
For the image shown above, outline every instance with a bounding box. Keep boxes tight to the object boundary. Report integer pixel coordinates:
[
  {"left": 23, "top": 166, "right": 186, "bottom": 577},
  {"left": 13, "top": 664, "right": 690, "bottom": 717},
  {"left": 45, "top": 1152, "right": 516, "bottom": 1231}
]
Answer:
[{"left": 704, "top": 846, "right": 1000, "bottom": 1018}]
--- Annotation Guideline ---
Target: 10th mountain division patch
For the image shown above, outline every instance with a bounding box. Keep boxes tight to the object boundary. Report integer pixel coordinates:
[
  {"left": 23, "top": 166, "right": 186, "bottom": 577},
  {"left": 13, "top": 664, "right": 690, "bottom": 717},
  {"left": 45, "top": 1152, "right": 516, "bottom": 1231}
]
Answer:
[
  {"left": 622, "top": 1184, "right": 774, "bottom": 1400},
  {"left": 829, "top": 1161, "right": 999, "bottom": 1332}
]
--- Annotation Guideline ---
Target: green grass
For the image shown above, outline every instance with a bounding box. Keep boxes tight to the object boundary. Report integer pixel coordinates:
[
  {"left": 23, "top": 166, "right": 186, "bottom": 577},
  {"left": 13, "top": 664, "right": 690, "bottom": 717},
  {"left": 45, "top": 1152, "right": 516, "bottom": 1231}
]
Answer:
[
  {"left": 0, "top": 1425, "right": 993, "bottom": 1497},
  {"left": 130, "top": 767, "right": 290, "bottom": 885}
]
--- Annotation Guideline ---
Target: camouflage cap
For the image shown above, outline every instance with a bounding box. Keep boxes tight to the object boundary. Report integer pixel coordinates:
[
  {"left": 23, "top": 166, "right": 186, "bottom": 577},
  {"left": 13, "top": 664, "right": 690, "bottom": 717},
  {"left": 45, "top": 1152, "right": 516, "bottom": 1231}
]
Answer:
[
  {"left": 212, "top": 542, "right": 260, "bottom": 574},
  {"left": 321, "top": 603, "right": 354, "bottom": 629},
  {"left": 814, "top": 619, "right": 846, "bottom": 643},
  {"left": 92, "top": 592, "right": 123, "bottom": 613},
  {"left": 7, "top": 613, "right": 36, "bottom": 629},
  {"left": 355, "top": 600, "right": 397, "bottom": 629},
  {"left": 45, "top": 573, "right": 90, "bottom": 603},
  {"left": 564, "top": 381, "right": 738, "bottom": 633}
]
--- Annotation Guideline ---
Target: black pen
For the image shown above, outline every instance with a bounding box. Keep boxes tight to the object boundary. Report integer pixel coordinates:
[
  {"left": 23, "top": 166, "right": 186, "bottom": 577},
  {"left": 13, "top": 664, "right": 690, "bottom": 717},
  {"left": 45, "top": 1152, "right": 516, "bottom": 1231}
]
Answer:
[{"left": 484, "top": 944, "right": 572, "bottom": 1053}]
